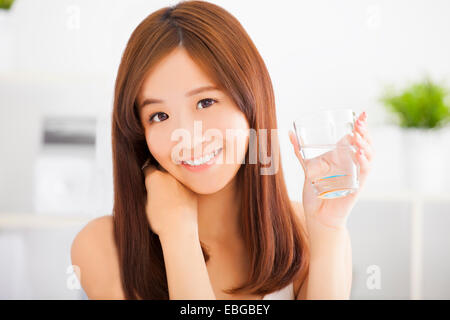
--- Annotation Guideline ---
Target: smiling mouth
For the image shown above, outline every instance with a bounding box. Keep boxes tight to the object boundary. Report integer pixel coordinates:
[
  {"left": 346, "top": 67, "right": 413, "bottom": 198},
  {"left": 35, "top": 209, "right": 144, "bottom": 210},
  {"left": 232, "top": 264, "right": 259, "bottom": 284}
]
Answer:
[{"left": 181, "top": 147, "right": 223, "bottom": 167}]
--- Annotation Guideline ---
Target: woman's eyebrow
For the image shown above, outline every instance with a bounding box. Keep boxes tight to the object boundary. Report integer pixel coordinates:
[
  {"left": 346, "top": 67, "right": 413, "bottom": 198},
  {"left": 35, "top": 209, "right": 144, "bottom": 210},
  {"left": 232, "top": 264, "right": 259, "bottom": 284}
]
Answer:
[
  {"left": 139, "top": 85, "right": 219, "bottom": 109},
  {"left": 185, "top": 85, "right": 219, "bottom": 97}
]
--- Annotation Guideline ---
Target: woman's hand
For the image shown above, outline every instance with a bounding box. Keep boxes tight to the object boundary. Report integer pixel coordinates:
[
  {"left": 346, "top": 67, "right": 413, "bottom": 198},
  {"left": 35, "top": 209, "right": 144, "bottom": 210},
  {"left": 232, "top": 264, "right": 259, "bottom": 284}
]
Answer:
[
  {"left": 143, "top": 164, "right": 199, "bottom": 238},
  {"left": 289, "top": 111, "right": 374, "bottom": 229}
]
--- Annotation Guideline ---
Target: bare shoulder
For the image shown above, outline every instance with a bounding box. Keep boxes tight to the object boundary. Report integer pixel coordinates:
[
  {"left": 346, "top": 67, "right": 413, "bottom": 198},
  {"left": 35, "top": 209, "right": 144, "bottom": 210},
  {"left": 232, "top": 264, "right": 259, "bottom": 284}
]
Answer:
[
  {"left": 290, "top": 200, "right": 309, "bottom": 300},
  {"left": 70, "top": 215, "right": 125, "bottom": 299}
]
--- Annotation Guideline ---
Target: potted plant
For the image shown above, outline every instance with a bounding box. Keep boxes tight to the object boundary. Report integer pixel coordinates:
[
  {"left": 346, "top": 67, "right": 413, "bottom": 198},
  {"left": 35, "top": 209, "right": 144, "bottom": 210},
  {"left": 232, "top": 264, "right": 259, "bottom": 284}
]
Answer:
[
  {"left": 0, "top": 0, "right": 15, "bottom": 72},
  {"left": 379, "top": 77, "right": 450, "bottom": 193},
  {"left": 0, "top": 0, "right": 14, "bottom": 10}
]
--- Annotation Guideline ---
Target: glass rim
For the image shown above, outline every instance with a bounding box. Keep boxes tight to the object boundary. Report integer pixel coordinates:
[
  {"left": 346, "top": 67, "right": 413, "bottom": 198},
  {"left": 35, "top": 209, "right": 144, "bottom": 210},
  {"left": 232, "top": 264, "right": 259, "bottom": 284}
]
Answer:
[{"left": 293, "top": 108, "right": 356, "bottom": 126}]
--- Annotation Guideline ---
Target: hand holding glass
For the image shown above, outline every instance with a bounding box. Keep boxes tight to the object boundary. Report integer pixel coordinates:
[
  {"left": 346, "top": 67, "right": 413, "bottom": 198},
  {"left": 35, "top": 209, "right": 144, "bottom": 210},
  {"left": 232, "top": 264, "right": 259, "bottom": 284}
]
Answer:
[{"left": 293, "top": 109, "right": 359, "bottom": 199}]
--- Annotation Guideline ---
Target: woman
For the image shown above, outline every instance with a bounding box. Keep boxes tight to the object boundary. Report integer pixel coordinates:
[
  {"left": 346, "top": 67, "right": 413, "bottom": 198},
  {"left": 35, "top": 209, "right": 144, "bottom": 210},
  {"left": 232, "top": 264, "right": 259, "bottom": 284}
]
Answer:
[{"left": 71, "top": 0, "right": 374, "bottom": 300}]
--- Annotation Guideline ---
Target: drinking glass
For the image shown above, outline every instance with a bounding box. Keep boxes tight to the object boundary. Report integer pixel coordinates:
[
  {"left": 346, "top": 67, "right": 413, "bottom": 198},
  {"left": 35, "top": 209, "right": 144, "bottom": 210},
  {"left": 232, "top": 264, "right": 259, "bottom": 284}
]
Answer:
[{"left": 293, "top": 109, "right": 359, "bottom": 199}]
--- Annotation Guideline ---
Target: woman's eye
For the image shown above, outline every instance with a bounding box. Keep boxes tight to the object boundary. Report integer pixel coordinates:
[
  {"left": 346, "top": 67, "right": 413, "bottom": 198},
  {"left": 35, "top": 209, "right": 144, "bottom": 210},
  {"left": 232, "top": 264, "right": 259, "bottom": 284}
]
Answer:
[
  {"left": 197, "top": 98, "right": 217, "bottom": 109},
  {"left": 149, "top": 112, "right": 168, "bottom": 123},
  {"left": 148, "top": 99, "right": 216, "bottom": 123}
]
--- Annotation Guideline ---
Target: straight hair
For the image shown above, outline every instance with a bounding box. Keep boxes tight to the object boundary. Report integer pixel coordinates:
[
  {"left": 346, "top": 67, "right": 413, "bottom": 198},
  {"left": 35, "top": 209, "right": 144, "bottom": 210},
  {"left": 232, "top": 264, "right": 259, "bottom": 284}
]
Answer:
[{"left": 112, "top": 0, "right": 309, "bottom": 299}]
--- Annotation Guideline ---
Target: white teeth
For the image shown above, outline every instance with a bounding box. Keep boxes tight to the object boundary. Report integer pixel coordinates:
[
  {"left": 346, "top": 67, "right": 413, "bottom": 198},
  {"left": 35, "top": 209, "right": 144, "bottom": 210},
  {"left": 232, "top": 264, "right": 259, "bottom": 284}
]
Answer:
[{"left": 183, "top": 148, "right": 221, "bottom": 166}]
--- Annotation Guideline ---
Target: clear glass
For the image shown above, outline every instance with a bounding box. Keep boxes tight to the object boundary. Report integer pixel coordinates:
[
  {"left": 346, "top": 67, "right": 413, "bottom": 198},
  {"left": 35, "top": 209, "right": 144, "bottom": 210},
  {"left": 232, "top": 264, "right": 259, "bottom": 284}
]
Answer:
[{"left": 293, "top": 109, "right": 359, "bottom": 199}]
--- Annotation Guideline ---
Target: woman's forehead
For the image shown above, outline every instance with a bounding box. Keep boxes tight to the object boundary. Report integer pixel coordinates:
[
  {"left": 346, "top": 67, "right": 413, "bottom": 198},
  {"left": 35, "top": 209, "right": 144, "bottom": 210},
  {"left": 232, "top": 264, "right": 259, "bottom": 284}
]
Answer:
[{"left": 138, "top": 50, "right": 220, "bottom": 104}]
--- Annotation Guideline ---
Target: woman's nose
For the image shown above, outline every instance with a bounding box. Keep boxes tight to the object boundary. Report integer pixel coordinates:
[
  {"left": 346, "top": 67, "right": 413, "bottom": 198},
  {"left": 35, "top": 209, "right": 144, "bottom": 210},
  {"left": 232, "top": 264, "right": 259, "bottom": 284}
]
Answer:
[{"left": 171, "top": 113, "right": 210, "bottom": 155}]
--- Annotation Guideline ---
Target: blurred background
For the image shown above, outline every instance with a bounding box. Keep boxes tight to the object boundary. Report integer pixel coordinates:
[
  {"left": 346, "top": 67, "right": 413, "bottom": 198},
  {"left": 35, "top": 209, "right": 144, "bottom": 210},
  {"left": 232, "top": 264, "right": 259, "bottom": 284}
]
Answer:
[{"left": 0, "top": 0, "right": 449, "bottom": 299}]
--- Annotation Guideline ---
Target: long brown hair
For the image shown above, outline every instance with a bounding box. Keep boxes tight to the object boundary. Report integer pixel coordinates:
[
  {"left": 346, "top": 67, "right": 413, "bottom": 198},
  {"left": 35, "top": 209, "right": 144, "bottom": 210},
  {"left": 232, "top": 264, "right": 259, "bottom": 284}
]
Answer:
[{"left": 112, "top": 0, "right": 309, "bottom": 299}]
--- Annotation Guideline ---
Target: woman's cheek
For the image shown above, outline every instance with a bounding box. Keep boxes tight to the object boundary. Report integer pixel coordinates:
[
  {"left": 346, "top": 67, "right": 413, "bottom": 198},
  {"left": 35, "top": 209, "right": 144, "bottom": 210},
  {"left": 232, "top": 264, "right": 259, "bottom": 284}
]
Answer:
[
  {"left": 220, "top": 134, "right": 247, "bottom": 166},
  {"left": 146, "top": 129, "right": 172, "bottom": 166}
]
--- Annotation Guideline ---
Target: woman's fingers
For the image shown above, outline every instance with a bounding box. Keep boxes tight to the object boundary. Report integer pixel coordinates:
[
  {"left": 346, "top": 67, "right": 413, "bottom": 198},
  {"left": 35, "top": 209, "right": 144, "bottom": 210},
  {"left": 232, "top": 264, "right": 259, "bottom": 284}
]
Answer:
[
  {"left": 353, "top": 131, "right": 373, "bottom": 161},
  {"left": 355, "top": 145, "right": 371, "bottom": 189},
  {"left": 143, "top": 164, "right": 159, "bottom": 190},
  {"left": 289, "top": 130, "right": 332, "bottom": 180},
  {"left": 355, "top": 117, "right": 373, "bottom": 146},
  {"left": 288, "top": 130, "right": 300, "bottom": 153},
  {"left": 351, "top": 112, "right": 373, "bottom": 190},
  {"left": 289, "top": 130, "right": 306, "bottom": 171}
]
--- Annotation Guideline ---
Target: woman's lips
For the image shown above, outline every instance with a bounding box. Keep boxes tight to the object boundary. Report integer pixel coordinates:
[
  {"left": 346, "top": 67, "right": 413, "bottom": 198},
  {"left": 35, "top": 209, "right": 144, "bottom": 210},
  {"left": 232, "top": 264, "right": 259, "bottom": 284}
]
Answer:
[{"left": 181, "top": 147, "right": 223, "bottom": 172}]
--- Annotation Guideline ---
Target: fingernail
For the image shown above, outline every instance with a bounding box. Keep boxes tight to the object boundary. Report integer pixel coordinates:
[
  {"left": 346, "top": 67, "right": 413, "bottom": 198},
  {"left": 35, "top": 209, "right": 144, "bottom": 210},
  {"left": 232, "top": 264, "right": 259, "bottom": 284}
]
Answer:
[{"left": 362, "top": 111, "right": 367, "bottom": 121}]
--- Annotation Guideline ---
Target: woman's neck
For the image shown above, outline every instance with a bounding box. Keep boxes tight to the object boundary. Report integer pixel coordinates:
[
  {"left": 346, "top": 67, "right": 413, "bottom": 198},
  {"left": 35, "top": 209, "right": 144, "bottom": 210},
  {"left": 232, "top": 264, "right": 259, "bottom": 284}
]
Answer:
[{"left": 197, "top": 174, "right": 242, "bottom": 247}]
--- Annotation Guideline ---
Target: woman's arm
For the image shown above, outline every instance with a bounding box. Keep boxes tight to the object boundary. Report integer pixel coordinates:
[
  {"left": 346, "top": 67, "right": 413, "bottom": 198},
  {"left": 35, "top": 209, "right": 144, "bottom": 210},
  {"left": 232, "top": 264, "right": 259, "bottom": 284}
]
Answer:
[
  {"left": 70, "top": 215, "right": 126, "bottom": 299},
  {"left": 289, "top": 111, "right": 372, "bottom": 300},
  {"left": 143, "top": 165, "right": 215, "bottom": 299},
  {"left": 304, "top": 217, "right": 352, "bottom": 300},
  {"left": 159, "top": 228, "right": 216, "bottom": 300}
]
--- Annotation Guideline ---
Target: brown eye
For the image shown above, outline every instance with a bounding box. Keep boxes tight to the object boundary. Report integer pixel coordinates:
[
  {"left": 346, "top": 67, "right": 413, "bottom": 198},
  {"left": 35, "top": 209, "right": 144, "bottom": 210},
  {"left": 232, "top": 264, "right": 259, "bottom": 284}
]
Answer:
[
  {"left": 149, "top": 112, "right": 168, "bottom": 123},
  {"left": 196, "top": 98, "right": 217, "bottom": 109}
]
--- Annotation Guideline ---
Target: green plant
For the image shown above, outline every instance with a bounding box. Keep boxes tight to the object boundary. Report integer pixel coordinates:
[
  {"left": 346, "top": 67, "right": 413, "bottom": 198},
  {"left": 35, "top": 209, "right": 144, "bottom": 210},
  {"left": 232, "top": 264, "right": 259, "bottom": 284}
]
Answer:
[
  {"left": 380, "top": 77, "right": 450, "bottom": 129},
  {"left": 0, "top": 0, "right": 14, "bottom": 10}
]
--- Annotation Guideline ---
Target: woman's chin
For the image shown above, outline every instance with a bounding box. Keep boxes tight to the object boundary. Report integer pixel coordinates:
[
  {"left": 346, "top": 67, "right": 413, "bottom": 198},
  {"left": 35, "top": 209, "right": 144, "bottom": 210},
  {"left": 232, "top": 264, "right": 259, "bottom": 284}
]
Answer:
[
  {"left": 182, "top": 174, "right": 233, "bottom": 195},
  {"left": 185, "top": 182, "right": 227, "bottom": 195}
]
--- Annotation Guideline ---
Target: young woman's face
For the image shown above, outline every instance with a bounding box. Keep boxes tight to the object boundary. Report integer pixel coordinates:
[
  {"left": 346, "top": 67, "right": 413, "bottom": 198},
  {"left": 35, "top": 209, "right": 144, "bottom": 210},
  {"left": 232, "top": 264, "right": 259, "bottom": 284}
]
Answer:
[{"left": 137, "top": 46, "right": 250, "bottom": 194}]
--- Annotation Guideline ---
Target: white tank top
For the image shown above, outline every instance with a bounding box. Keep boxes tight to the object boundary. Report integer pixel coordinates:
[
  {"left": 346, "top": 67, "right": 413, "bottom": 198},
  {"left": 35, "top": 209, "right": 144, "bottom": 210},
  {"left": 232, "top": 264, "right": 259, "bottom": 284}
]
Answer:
[{"left": 262, "top": 282, "right": 295, "bottom": 300}]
